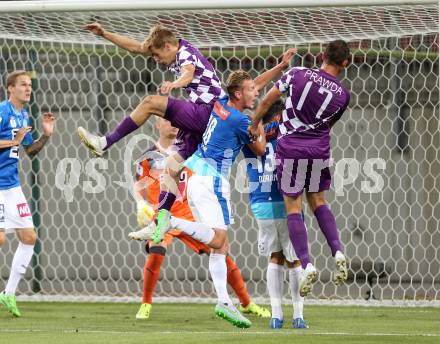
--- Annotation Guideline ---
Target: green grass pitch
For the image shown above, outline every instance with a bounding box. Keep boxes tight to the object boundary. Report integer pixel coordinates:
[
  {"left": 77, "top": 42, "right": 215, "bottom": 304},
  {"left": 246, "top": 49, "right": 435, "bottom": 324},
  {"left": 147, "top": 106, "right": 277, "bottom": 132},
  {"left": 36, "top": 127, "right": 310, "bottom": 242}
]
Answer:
[{"left": 1, "top": 303, "right": 440, "bottom": 344}]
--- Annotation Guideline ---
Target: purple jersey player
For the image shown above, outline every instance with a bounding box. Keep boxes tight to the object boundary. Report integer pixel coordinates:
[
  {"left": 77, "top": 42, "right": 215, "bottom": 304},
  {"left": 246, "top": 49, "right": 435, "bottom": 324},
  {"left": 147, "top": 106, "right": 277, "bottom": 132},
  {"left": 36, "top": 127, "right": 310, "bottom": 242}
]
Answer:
[
  {"left": 78, "top": 23, "right": 297, "bottom": 243},
  {"left": 78, "top": 23, "right": 224, "bottom": 159},
  {"left": 77, "top": 23, "right": 225, "bottom": 226},
  {"left": 249, "top": 40, "right": 351, "bottom": 297}
]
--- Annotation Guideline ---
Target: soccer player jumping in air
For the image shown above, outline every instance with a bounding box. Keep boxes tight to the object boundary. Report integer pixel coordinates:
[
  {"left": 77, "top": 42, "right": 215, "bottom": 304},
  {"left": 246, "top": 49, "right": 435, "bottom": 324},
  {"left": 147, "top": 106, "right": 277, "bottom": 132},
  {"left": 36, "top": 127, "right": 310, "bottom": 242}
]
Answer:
[
  {"left": 77, "top": 23, "right": 225, "bottom": 234},
  {"left": 78, "top": 23, "right": 295, "bottom": 245},
  {"left": 249, "top": 40, "right": 351, "bottom": 297}
]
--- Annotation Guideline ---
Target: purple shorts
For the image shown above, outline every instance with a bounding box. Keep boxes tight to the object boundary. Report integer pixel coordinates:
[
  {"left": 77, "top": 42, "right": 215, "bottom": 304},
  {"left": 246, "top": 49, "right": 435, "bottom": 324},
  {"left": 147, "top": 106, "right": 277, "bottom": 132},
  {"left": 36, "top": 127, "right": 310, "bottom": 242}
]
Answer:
[
  {"left": 276, "top": 139, "right": 332, "bottom": 197},
  {"left": 165, "top": 97, "right": 213, "bottom": 159}
]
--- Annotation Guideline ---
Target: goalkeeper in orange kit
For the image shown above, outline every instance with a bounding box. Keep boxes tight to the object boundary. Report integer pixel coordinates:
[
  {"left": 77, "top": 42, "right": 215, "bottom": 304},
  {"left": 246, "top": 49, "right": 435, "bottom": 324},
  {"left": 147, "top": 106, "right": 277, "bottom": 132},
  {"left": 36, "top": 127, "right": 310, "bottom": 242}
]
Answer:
[{"left": 130, "top": 118, "right": 270, "bottom": 320}]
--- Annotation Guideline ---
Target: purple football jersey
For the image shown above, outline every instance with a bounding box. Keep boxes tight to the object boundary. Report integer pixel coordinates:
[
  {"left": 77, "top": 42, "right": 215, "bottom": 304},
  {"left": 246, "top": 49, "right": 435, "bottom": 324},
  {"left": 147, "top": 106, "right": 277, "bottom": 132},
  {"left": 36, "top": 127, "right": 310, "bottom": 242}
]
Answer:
[
  {"left": 275, "top": 67, "right": 350, "bottom": 148},
  {"left": 168, "top": 39, "right": 225, "bottom": 105}
]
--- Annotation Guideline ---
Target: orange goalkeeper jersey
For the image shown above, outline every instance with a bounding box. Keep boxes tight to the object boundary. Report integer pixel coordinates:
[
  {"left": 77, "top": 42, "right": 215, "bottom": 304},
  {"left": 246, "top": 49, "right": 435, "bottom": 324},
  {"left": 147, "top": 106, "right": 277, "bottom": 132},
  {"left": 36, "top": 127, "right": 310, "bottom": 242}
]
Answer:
[{"left": 135, "top": 144, "right": 194, "bottom": 221}]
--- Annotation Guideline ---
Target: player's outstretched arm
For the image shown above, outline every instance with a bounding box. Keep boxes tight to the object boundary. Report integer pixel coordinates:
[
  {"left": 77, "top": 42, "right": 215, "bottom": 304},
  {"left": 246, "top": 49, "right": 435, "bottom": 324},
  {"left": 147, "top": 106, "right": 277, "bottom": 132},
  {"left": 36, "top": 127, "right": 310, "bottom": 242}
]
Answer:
[
  {"left": 254, "top": 48, "right": 296, "bottom": 92},
  {"left": 249, "top": 87, "right": 282, "bottom": 140},
  {"left": 83, "top": 22, "right": 147, "bottom": 55},
  {"left": 0, "top": 126, "right": 31, "bottom": 149},
  {"left": 24, "top": 113, "right": 55, "bottom": 158}
]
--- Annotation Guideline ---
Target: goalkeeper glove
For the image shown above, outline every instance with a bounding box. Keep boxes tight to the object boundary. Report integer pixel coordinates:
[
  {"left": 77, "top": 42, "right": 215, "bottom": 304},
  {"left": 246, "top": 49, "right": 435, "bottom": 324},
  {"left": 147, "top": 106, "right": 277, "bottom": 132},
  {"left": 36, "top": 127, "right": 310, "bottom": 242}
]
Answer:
[{"left": 136, "top": 200, "right": 155, "bottom": 227}]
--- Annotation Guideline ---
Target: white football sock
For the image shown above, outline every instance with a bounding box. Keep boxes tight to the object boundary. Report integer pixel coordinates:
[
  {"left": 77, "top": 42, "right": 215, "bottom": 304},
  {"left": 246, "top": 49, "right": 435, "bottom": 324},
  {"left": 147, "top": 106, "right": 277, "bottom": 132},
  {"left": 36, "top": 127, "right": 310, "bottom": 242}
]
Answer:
[
  {"left": 99, "top": 136, "right": 107, "bottom": 150},
  {"left": 170, "top": 216, "right": 215, "bottom": 244},
  {"left": 289, "top": 266, "right": 304, "bottom": 319},
  {"left": 267, "top": 262, "right": 284, "bottom": 320},
  {"left": 5, "top": 242, "right": 34, "bottom": 295},
  {"left": 209, "top": 253, "right": 232, "bottom": 305}
]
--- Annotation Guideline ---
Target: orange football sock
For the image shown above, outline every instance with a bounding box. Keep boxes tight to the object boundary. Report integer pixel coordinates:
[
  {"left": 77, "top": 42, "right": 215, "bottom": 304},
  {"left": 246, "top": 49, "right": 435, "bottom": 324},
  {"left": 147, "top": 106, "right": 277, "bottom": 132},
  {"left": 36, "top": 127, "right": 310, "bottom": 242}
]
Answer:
[
  {"left": 226, "top": 255, "right": 251, "bottom": 307},
  {"left": 142, "top": 246, "right": 166, "bottom": 304}
]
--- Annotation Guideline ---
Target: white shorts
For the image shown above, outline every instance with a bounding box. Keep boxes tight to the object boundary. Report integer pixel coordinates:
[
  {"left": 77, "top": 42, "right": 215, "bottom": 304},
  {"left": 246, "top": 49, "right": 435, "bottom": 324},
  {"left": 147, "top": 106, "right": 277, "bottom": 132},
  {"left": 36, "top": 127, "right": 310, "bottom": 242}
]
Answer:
[
  {"left": 0, "top": 186, "right": 34, "bottom": 233},
  {"left": 187, "top": 174, "right": 233, "bottom": 230},
  {"left": 256, "top": 218, "right": 298, "bottom": 262}
]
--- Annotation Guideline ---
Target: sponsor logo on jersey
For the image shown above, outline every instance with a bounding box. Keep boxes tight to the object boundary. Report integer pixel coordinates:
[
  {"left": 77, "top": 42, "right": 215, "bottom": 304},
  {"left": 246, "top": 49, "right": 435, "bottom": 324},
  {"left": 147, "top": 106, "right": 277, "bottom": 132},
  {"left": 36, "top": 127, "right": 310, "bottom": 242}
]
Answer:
[
  {"left": 280, "top": 82, "right": 289, "bottom": 92},
  {"left": 213, "top": 101, "right": 230, "bottom": 120},
  {"left": 10, "top": 117, "right": 17, "bottom": 128},
  {"left": 17, "top": 203, "right": 31, "bottom": 217},
  {"left": 177, "top": 170, "right": 189, "bottom": 201}
]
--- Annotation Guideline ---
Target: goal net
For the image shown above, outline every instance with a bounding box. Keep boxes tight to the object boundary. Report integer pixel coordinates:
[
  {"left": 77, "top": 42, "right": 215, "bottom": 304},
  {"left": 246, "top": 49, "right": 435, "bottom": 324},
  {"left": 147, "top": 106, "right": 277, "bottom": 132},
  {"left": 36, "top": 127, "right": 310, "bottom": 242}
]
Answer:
[{"left": 0, "top": 0, "right": 438, "bottom": 304}]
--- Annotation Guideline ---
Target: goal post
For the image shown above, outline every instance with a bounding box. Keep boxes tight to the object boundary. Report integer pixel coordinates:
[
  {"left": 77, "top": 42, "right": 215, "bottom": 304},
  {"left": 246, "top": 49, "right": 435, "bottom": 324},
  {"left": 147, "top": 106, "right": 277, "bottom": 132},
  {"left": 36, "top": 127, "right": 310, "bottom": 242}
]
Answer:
[
  {"left": 1, "top": 0, "right": 436, "bottom": 12},
  {"left": 0, "top": 1, "right": 438, "bottom": 305}
]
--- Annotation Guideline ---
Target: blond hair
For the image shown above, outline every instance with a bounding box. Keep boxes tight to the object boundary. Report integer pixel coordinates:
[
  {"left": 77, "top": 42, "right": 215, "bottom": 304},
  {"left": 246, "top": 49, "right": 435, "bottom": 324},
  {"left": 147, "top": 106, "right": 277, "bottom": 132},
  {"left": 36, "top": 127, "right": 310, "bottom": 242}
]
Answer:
[
  {"left": 142, "top": 25, "right": 178, "bottom": 53},
  {"left": 226, "top": 70, "right": 252, "bottom": 100},
  {"left": 6, "top": 70, "right": 30, "bottom": 88}
]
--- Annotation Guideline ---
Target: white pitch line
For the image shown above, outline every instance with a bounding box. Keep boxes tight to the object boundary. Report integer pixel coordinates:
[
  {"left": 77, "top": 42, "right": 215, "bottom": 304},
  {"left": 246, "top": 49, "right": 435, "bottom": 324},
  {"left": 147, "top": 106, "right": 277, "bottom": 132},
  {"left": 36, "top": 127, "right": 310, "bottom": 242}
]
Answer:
[
  {"left": 1, "top": 329, "right": 440, "bottom": 337},
  {"left": 351, "top": 308, "right": 437, "bottom": 314}
]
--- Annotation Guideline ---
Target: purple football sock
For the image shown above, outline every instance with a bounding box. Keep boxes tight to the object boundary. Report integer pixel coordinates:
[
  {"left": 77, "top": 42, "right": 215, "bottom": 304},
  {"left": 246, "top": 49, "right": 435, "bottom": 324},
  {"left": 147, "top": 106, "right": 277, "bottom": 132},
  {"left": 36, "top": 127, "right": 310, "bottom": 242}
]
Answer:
[
  {"left": 104, "top": 116, "right": 139, "bottom": 149},
  {"left": 158, "top": 191, "right": 177, "bottom": 212},
  {"left": 314, "top": 204, "right": 342, "bottom": 257},
  {"left": 287, "top": 213, "right": 310, "bottom": 269}
]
